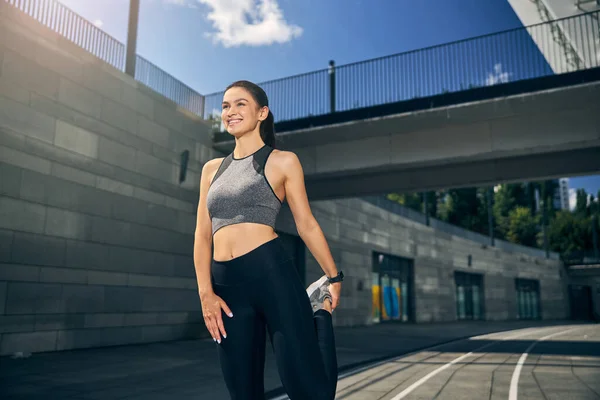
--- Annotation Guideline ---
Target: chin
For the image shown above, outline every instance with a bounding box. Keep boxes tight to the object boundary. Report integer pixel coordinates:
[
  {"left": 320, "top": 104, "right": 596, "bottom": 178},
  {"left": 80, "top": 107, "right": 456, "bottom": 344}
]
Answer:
[{"left": 226, "top": 126, "right": 250, "bottom": 137}]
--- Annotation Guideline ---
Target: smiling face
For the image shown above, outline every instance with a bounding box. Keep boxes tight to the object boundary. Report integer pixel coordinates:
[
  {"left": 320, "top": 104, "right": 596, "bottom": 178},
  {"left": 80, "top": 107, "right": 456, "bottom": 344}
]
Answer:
[{"left": 221, "top": 86, "right": 268, "bottom": 137}]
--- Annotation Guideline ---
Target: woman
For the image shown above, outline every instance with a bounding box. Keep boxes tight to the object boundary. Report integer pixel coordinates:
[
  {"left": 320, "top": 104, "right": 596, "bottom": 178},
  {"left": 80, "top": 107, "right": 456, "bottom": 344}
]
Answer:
[{"left": 193, "top": 80, "right": 342, "bottom": 400}]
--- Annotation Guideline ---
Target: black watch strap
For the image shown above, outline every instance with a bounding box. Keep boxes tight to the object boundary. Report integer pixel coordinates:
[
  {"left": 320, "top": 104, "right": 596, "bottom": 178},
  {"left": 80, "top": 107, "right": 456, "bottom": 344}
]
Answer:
[{"left": 328, "top": 270, "right": 344, "bottom": 283}]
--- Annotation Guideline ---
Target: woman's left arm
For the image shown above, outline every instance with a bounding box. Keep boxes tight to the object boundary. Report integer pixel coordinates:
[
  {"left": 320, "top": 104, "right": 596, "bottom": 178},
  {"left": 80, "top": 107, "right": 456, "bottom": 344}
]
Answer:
[{"left": 280, "top": 151, "right": 342, "bottom": 310}]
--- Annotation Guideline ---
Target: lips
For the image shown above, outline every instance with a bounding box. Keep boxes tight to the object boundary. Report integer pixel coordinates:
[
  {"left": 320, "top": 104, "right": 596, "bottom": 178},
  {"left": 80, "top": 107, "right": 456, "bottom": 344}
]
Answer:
[{"left": 228, "top": 119, "right": 242, "bottom": 126}]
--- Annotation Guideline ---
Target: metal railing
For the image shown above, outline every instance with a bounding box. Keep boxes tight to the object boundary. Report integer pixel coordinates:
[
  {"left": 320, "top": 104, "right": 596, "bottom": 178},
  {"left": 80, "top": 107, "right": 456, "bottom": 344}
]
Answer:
[
  {"left": 362, "top": 196, "right": 561, "bottom": 261},
  {"left": 135, "top": 56, "right": 204, "bottom": 116},
  {"left": 563, "top": 250, "right": 600, "bottom": 265},
  {"left": 5, "top": 0, "right": 598, "bottom": 123},
  {"left": 5, "top": 0, "right": 125, "bottom": 69},
  {"left": 204, "top": 10, "right": 600, "bottom": 122},
  {"left": 4, "top": 0, "right": 204, "bottom": 117}
]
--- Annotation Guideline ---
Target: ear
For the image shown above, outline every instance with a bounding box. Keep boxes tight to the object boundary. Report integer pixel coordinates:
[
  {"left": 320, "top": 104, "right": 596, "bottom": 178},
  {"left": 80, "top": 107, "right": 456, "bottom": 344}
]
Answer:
[{"left": 258, "top": 106, "right": 269, "bottom": 122}]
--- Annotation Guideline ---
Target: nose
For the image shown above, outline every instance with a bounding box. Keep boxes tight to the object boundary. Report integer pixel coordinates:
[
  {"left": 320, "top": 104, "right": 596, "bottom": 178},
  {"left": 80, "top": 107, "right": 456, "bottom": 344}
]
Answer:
[{"left": 226, "top": 106, "right": 238, "bottom": 118}]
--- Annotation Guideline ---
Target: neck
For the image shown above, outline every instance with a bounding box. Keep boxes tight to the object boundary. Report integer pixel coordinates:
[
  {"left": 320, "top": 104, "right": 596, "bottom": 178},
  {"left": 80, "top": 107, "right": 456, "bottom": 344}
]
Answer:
[{"left": 233, "top": 131, "right": 264, "bottom": 159}]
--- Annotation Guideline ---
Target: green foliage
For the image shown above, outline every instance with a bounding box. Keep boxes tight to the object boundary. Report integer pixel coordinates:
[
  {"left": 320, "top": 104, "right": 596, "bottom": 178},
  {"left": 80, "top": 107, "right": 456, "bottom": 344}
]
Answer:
[
  {"left": 575, "top": 189, "right": 589, "bottom": 215},
  {"left": 387, "top": 191, "right": 437, "bottom": 216},
  {"left": 507, "top": 206, "right": 539, "bottom": 247},
  {"left": 387, "top": 192, "right": 422, "bottom": 211},
  {"left": 436, "top": 188, "right": 490, "bottom": 235},
  {"left": 547, "top": 211, "right": 592, "bottom": 255},
  {"left": 386, "top": 179, "right": 600, "bottom": 257},
  {"left": 206, "top": 113, "right": 223, "bottom": 132},
  {"left": 493, "top": 183, "right": 528, "bottom": 239}
]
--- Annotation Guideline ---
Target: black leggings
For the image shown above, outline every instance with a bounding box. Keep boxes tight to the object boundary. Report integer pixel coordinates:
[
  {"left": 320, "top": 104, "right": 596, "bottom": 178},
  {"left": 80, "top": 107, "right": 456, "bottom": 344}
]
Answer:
[{"left": 211, "top": 237, "right": 338, "bottom": 400}]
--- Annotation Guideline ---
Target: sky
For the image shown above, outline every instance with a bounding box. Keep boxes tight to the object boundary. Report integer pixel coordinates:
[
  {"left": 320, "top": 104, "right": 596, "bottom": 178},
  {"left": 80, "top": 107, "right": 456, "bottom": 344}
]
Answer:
[{"left": 55, "top": 0, "right": 600, "bottom": 198}]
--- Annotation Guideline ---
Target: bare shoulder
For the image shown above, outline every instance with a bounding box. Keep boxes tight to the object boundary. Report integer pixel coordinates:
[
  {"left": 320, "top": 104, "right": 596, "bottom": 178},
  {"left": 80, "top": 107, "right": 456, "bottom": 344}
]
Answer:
[
  {"left": 270, "top": 149, "right": 302, "bottom": 171},
  {"left": 202, "top": 157, "right": 225, "bottom": 175},
  {"left": 200, "top": 157, "right": 225, "bottom": 185}
]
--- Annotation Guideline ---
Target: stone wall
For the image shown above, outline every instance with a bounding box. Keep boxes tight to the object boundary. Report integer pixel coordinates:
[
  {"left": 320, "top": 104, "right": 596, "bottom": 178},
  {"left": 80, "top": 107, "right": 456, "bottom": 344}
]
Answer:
[
  {"left": 0, "top": 2, "right": 219, "bottom": 356},
  {"left": 303, "top": 199, "right": 568, "bottom": 326}
]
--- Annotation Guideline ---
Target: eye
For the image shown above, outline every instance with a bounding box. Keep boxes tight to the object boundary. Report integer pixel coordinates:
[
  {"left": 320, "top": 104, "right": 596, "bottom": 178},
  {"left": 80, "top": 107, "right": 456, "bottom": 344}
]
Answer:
[
  {"left": 222, "top": 105, "right": 229, "bottom": 110},
  {"left": 237, "top": 102, "right": 245, "bottom": 107}
]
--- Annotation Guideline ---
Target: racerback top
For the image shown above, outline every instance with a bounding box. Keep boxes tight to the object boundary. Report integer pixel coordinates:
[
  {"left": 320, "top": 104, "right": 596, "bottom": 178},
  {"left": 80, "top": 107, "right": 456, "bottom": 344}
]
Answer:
[{"left": 206, "top": 144, "right": 283, "bottom": 235}]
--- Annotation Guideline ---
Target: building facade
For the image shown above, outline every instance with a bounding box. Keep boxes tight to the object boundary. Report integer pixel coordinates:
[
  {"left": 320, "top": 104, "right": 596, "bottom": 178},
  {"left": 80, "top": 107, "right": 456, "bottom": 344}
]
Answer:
[
  {"left": 274, "top": 198, "right": 567, "bottom": 328},
  {"left": 507, "top": 0, "right": 600, "bottom": 72}
]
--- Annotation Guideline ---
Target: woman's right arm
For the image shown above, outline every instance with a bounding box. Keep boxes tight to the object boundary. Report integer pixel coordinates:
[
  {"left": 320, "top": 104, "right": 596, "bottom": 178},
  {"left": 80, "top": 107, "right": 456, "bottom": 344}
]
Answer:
[{"left": 194, "top": 158, "right": 232, "bottom": 344}]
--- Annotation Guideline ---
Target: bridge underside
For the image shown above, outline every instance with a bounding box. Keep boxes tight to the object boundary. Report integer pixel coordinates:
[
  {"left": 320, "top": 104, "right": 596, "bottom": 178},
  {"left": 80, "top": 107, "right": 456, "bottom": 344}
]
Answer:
[
  {"left": 305, "top": 146, "right": 599, "bottom": 200},
  {"left": 213, "top": 73, "right": 600, "bottom": 200}
]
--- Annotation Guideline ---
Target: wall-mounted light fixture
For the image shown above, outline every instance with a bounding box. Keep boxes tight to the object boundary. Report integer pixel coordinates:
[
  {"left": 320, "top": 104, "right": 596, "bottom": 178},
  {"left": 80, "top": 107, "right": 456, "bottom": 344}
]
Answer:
[{"left": 179, "top": 150, "right": 189, "bottom": 183}]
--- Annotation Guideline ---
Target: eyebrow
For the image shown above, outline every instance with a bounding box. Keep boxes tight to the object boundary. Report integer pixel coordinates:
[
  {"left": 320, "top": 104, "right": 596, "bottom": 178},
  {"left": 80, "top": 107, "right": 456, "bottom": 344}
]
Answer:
[{"left": 222, "top": 98, "right": 249, "bottom": 105}]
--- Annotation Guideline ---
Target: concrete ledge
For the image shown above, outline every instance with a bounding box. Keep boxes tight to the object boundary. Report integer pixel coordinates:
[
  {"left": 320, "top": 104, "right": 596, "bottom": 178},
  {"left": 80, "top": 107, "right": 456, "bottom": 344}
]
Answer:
[
  {"left": 0, "top": 138, "right": 196, "bottom": 216},
  {"left": 0, "top": 321, "right": 207, "bottom": 355}
]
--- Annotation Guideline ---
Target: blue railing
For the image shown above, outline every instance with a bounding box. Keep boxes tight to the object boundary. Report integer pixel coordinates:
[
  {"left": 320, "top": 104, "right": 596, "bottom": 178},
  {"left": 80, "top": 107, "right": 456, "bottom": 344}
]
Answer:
[
  {"left": 4, "top": 0, "right": 205, "bottom": 117},
  {"left": 5, "top": 0, "right": 126, "bottom": 69},
  {"left": 4, "top": 0, "right": 598, "bottom": 125},
  {"left": 135, "top": 56, "right": 205, "bottom": 117},
  {"left": 204, "top": 10, "right": 599, "bottom": 122}
]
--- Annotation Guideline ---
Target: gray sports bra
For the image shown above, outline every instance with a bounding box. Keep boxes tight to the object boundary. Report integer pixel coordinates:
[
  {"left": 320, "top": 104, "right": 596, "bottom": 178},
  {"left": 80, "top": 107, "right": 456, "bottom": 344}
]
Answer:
[{"left": 206, "top": 145, "right": 283, "bottom": 235}]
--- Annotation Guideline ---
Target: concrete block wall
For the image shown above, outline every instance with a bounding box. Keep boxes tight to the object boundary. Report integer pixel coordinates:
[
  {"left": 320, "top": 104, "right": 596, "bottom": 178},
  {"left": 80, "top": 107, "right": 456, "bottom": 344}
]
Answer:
[
  {"left": 0, "top": 3, "right": 220, "bottom": 355},
  {"left": 304, "top": 198, "right": 568, "bottom": 326}
]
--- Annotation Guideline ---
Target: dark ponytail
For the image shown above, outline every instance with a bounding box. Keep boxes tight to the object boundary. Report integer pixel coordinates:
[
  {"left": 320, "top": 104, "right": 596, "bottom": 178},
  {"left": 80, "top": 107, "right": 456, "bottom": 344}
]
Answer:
[
  {"left": 260, "top": 110, "right": 275, "bottom": 148},
  {"left": 225, "top": 80, "right": 276, "bottom": 148}
]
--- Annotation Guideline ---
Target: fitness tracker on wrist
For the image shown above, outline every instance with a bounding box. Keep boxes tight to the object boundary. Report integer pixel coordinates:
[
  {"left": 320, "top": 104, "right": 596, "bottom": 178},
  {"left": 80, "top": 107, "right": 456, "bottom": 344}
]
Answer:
[{"left": 328, "top": 270, "right": 344, "bottom": 283}]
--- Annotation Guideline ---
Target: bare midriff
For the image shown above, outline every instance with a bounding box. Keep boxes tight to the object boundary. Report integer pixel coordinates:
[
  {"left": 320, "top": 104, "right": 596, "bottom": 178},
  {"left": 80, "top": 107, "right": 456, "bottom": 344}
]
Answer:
[{"left": 212, "top": 223, "right": 279, "bottom": 262}]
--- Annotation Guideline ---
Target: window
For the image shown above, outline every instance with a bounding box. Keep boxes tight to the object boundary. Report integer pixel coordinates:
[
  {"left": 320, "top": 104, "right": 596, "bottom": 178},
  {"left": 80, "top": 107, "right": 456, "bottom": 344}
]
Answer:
[
  {"left": 372, "top": 252, "right": 414, "bottom": 323},
  {"left": 515, "top": 278, "right": 541, "bottom": 319},
  {"left": 455, "top": 271, "right": 485, "bottom": 320}
]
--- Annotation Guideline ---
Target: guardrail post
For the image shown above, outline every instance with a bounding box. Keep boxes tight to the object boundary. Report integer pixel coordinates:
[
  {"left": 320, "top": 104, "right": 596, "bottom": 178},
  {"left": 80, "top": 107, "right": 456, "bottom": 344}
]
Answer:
[
  {"left": 328, "top": 60, "right": 336, "bottom": 113},
  {"left": 487, "top": 187, "right": 495, "bottom": 246},
  {"left": 423, "top": 192, "right": 430, "bottom": 226},
  {"left": 592, "top": 214, "right": 599, "bottom": 260},
  {"left": 125, "top": 0, "right": 140, "bottom": 77}
]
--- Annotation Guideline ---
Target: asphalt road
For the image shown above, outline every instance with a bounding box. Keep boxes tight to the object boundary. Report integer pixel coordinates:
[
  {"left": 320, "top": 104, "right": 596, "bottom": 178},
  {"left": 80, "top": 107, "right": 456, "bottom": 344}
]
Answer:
[
  {"left": 321, "top": 324, "right": 600, "bottom": 400},
  {"left": 1, "top": 321, "right": 597, "bottom": 399}
]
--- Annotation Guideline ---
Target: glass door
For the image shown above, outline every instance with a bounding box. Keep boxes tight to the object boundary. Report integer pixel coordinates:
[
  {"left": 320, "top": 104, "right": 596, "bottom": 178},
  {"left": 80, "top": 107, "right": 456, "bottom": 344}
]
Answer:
[
  {"left": 455, "top": 271, "right": 485, "bottom": 320},
  {"left": 515, "top": 279, "right": 541, "bottom": 319},
  {"left": 372, "top": 252, "right": 414, "bottom": 323}
]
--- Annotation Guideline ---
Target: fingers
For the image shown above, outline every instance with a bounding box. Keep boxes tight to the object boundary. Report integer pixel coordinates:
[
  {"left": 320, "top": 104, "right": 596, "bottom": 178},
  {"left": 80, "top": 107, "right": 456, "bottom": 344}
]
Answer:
[
  {"left": 332, "top": 295, "right": 339, "bottom": 311},
  {"left": 216, "top": 314, "right": 227, "bottom": 340},
  {"left": 216, "top": 300, "right": 232, "bottom": 340},
  {"left": 203, "top": 303, "right": 233, "bottom": 344},
  {"left": 220, "top": 300, "right": 234, "bottom": 319},
  {"left": 206, "top": 316, "right": 222, "bottom": 343}
]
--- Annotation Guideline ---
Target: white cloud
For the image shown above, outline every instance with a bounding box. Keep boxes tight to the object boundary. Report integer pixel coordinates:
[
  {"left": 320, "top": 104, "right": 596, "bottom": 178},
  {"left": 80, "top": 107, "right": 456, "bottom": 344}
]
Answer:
[
  {"left": 164, "top": 0, "right": 199, "bottom": 8},
  {"left": 485, "top": 63, "right": 511, "bottom": 86},
  {"left": 93, "top": 19, "right": 104, "bottom": 27},
  {"left": 165, "top": 0, "right": 302, "bottom": 47}
]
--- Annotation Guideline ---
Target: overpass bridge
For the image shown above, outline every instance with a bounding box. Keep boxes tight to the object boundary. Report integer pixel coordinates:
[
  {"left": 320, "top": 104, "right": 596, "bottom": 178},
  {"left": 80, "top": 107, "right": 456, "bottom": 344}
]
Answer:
[{"left": 205, "top": 11, "right": 600, "bottom": 200}]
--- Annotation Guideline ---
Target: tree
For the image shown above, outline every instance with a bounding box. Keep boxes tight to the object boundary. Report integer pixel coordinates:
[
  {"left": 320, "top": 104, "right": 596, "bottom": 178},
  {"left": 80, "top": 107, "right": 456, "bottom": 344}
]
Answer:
[
  {"left": 547, "top": 211, "right": 592, "bottom": 256},
  {"left": 438, "top": 188, "right": 488, "bottom": 234},
  {"left": 387, "top": 191, "right": 437, "bottom": 216},
  {"left": 387, "top": 192, "right": 422, "bottom": 212},
  {"left": 507, "top": 207, "right": 539, "bottom": 247},
  {"left": 493, "top": 183, "right": 529, "bottom": 239},
  {"left": 575, "top": 189, "right": 588, "bottom": 215}
]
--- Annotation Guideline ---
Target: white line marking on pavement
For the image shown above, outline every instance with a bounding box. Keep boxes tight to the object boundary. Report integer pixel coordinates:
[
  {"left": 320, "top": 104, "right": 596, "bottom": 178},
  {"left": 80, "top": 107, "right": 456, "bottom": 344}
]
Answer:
[
  {"left": 268, "top": 326, "right": 566, "bottom": 400},
  {"left": 389, "top": 328, "right": 555, "bottom": 400},
  {"left": 338, "top": 328, "right": 537, "bottom": 382},
  {"left": 508, "top": 328, "right": 579, "bottom": 400}
]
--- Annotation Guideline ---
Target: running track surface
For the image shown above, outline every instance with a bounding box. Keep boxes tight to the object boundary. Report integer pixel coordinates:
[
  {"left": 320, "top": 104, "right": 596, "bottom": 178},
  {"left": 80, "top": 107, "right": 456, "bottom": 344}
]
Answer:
[{"left": 328, "top": 324, "right": 600, "bottom": 400}]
